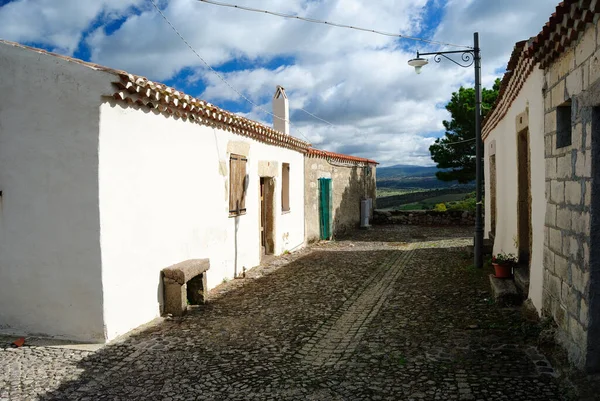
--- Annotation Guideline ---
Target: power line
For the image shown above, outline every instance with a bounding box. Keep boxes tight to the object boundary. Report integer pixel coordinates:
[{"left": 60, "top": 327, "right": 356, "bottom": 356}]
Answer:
[
  {"left": 148, "top": 0, "right": 312, "bottom": 143},
  {"left": 197, "top": 0, "right": 473, "bottom": 50},
  {"left": 296, "top": 107, "right": 335, "bottom": 127},
  {"left": 435, "top": 137, "right": 476, "bottom": 145}
]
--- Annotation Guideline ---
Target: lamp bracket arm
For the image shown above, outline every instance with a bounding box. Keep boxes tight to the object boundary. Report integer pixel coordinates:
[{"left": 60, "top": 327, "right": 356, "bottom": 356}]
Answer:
[{"left": 417, "top": 50, "right": 476, "bottom": 68}]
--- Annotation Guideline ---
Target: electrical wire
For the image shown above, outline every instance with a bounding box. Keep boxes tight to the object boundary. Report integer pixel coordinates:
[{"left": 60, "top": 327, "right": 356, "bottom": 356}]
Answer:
[
  {"left": 296, "top": 107, "right": 336, "bottom": 127},
  {"left": 197, "top": 0, "right": 473, "bottom": 49},
  {"left": 148, "top": 0, "right": 312, "bottom": 143},
  {"left": 150, "top": 0, "right": 474, "bottom": 153},
  {"left": 434, "top": 137, "right": 476, "bottom": 145}
]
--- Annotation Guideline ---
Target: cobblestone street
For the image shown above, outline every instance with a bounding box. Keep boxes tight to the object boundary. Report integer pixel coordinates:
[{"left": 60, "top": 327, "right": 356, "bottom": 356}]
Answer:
[{"left": 1, "top": 226, "right": 572, "bottom": 400}]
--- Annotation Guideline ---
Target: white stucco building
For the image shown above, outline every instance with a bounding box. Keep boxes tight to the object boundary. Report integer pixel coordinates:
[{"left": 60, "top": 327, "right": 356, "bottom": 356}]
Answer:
[
  {"left": 483, "top": 1, "right": 600, "bottom": 372},
  {"left": 483, "top": 40, "right": 546, "bottom": 311},
  {"left": 0, "top": 40, "right": 309, "bottom": 342}
]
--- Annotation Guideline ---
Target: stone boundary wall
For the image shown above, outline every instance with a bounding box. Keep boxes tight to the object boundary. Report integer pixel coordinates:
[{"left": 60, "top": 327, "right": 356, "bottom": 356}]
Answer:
[
  {"left": 376, "top": 187, "right": 474, "bottom": 209},
  {"left": 373, "top": 210, "right": 475, "bottom": 226}
]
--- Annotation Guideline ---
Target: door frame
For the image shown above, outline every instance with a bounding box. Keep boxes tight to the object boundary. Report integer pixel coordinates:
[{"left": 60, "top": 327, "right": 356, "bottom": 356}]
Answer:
[
  {"left": 517, "top": 128, "right": 532, "bottom": 266},
  {"left": 259, "top": 177, "right": 275, "bottom": 258}
]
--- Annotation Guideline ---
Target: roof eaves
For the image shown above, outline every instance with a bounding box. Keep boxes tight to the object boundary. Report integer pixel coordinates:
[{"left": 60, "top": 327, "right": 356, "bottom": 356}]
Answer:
[
  {"left": 0, "top": 39, "right": 311, "bottom": 153},
  {"left": 307, "top": 148, "right": 378, "bottom": 165}
]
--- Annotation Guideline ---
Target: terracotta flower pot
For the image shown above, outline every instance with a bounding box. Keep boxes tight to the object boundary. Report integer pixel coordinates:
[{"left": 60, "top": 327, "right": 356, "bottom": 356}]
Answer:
[{"left": 492, "top": 263, "right": 512, "bottom": 278}]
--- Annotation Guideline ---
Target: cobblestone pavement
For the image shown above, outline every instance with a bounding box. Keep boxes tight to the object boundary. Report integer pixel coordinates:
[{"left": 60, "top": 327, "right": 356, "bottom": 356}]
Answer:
[{"left": 0, "top": 226, "right": 573, "bottom": 400}]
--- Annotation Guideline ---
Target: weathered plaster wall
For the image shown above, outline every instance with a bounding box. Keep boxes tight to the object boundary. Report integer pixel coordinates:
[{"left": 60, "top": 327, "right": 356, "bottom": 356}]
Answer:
[
  {"left": 483, "top": 67, "right": 545, "bottom": 312},
  {"left": 0, "top": 43, "right": 111, "bottom": 341},
  {"left": 542, "top": 20, "right": 600, "bottom": 371},
  {"left": 304, "top": 158, "right": 376, "bottom": 243},
  {"left": 99, "top": 102, "right": 305, "bottom": 340}
]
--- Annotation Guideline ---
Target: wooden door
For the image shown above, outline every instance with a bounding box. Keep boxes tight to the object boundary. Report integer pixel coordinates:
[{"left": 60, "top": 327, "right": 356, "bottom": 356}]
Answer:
[
  {"left": 260, "top": 177, "right": 275, "bottom": 255},
  {"left": 517, "top": 129, "right": 532, "bottom": 266}
]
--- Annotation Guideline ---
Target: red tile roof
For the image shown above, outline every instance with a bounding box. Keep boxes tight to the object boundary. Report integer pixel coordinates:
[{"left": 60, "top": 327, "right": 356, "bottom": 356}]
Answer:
[
  {"left": 482, "top": 40, "right": 534, "bottom": 138},
  {"left": 0, "top": 39, "right": 311, "bottom": 153},
  {"left": 307, "top": 148, "right": 378, "bottom": 165},
  {"left": 1, "top": 40, "right": 379, "bottom": 163},
  {"left": 527, "top": 0, "right": 600, "bottom": 69},
  {"left": 483, "top": 1, "right": 600, "bottom": 137}
]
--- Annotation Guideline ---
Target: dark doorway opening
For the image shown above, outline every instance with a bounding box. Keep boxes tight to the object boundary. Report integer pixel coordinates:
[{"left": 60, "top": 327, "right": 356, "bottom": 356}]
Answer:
[
  {"left": 490, "top": 154, "right": 497, "bottom": 237},
  {"left": 517, "top": 129, "right": 532, "bottom": 266},
  {"left": 588, "top": 106, "right": 600, "bottom": 372}
]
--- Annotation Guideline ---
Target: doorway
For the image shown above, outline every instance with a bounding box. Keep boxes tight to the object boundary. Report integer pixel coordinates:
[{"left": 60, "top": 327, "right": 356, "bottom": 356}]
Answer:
[
  {"left": 260, "top": 177, "right": 275, "bottom": 256},
  {"left": 319, "top": 178, "right": 332, "bottom": 240},
  {"left": 490, "top": 154, "right": 497, "bottom": 237},
  {"left": 517, "top": 129, "right": 532, "bottom": 266}
]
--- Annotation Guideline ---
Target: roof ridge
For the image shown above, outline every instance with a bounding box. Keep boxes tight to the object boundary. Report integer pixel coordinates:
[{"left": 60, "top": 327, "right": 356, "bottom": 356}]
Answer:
[
  {"left": 0, "top": 39, "right": 311, "bottom": 152},
  {"left": 307, "top": 147, "right": 378, "bottom": 165},
  {"left": 483, "top": 1, "right": 600, "bottom": 136}
]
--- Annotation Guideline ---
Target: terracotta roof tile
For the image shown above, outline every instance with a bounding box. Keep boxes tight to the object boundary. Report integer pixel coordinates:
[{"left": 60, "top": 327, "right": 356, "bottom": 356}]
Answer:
[
  {"left": 0, "top": 39, "right": 311, "bottom": 153},
  {"left": 483, "top": 0, "right": 600, "bottom": 138},
  {"left": 307, "top": 148, "right": 378, "bottom": 165},
  {"left": 527, "top": 0, "right": 599, "bottom": 68},
  {"left": 482, "top": 40, "right": 533, "bottom": 138}
]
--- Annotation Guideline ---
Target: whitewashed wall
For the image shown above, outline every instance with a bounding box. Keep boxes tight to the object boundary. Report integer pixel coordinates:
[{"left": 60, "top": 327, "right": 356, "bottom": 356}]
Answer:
[
  {"left": 98, "top": 102, "right": 305, "bottom": 340},
  {"left": 0, "top": 43, "right": 113, "bottom": 341},
  {"left": 484, "top": 67, "right": 545, "bottom": 312}
]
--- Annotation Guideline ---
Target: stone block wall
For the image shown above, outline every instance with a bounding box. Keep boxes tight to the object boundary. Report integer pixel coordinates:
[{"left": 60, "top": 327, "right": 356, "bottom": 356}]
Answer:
[
  {"left": 372, "top": 210, "right": 475, "bottom": 226},
  {"left": 304, "top": 158, "right": 376, "bottom": 242},
  {"left": 542, "top": 20, "right": 600, "bottom": 371}
]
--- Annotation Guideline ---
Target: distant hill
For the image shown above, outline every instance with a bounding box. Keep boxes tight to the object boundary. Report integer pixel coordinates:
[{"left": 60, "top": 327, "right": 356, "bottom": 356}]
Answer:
[
  {"left": 377, "top": 164, "right": 440, "bottom": 179},
  {"left": 377, "top": 164, "right": 473, "bottom": 191}
]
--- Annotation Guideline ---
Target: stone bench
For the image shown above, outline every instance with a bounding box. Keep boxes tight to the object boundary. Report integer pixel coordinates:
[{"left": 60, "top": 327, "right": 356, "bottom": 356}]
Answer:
[
  {"left": 162, "top": 259, "right": 210, "bottom": 316},
  {"left": 489, "top": 274, "right": 521, "bottom": 306}
]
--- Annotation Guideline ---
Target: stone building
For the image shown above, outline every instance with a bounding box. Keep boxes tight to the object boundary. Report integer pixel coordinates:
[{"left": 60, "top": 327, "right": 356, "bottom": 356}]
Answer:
[
  {"left": 483, "top": 1, "right": 600, "bottom": 371},
  {"left": 304, "top": 149, "right": 377, "bottom": 243}
]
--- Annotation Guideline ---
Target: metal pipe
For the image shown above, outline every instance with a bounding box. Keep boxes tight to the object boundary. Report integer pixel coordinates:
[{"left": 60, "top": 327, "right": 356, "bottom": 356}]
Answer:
[{"left": 474, "top": 32, "right": 484, "bottom": 269}]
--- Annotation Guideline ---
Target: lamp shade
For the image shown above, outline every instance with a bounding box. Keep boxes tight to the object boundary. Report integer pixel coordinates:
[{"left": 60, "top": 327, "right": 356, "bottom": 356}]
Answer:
[{"left": 408, "top": 57, "right": 428, "bottom": 74}]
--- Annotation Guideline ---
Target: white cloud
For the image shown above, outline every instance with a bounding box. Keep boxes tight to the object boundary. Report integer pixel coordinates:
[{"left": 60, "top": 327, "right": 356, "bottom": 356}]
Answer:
[
  {"left": 0, "top": 0, "right": 562, "bottom": 166},
  {"left": 0, "top": 0, "right": 143, "bottom": 54},
  {"left": 433, "top": 0, "right": 560, "bottom": 78}
]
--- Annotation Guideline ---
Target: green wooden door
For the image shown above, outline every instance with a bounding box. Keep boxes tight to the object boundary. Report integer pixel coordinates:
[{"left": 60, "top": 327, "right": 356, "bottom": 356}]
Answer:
[{"left": 319, "top": 178, "right": 332, "bottom": 240}]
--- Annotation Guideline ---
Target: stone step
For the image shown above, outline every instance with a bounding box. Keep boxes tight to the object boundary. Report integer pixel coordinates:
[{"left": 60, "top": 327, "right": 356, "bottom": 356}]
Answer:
[
  {"left": 489, "top": 274, "right": 521, "bottom": 306},
  {"left": 465, "top": 239, "right": 494, "bottom": 257},
  {"left": 514, "top": 267, "right": 530, "bottom": 299}
]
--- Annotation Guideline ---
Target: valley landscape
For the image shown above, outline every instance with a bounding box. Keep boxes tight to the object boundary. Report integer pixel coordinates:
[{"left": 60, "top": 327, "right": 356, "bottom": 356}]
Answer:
[{"left": 376, "top": 164, "right": 475, "bottom": 211}]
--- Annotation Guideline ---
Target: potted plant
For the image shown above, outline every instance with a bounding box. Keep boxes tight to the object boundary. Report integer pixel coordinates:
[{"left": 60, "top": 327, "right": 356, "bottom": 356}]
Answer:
[{"left": 491, "top": 252, "right": 517, "bottom": 278}]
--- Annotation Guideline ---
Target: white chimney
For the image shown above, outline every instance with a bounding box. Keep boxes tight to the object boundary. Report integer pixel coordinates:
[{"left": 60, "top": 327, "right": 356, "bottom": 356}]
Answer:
[{"left": 273, "top": 85, "right": 289, "bottom": 135}]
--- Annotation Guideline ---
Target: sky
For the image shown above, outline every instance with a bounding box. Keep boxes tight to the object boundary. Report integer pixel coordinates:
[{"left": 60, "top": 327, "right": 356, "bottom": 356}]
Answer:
[{"left": 0, "top": 0, "right": 560, "bottom": 166}]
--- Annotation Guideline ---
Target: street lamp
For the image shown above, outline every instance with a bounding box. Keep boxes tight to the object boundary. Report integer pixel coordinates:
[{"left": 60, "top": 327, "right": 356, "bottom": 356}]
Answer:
[
  {"left": 408, "top": 32, "right": 483, "bottom": 269},
  {"left": 407, "top": 57, "right": 428, "bottom": 74}
]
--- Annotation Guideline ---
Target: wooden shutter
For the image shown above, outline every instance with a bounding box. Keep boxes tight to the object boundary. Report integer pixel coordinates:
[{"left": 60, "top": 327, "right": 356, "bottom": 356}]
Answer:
[{"left": 229, "top": 154, "right": 247, "bottom": 216}]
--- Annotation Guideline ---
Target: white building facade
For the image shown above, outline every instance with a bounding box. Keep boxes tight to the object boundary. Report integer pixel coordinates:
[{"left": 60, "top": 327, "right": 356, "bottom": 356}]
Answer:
[
  {"left": 483, "top": 41, "right": 546, "bottom": 312},
  {"left": 0, "top": 41, "right": 308, "bottom": 342},
  {"left": 483, "top": 2, "right": 600, "bottom": 372}
]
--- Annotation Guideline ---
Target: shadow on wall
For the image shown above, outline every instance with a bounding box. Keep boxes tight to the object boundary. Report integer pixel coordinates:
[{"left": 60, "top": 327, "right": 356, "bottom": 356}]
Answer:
[{"left": 331, "top": 165, "right": 376, "bottom": 238}]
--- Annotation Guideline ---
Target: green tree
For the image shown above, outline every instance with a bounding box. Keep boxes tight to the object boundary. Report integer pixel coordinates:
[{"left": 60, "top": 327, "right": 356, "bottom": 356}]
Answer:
[{"left": 429, "top": 79, "right": 501, "bottom": 183}]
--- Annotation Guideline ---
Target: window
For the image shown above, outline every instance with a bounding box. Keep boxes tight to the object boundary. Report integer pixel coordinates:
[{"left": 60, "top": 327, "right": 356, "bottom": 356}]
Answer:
[
  {"left": 229, "top": 154, "right": 247, "bottom": 216},
  {"left": 282, "top": 163, "right": 290, "bottom": 212},
  {"left": 556, "top": 101, "right": 572, "bottom": 148}
]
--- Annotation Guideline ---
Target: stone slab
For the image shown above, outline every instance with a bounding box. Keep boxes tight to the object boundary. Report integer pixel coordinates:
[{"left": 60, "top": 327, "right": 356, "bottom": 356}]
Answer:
[
  {"left": 489, "top": 274, "right": 521, "bottom": 306},
  {"left": 514, "top": 268, "right": 530, "bottom": 299},
  {"left": 162, "top": 259, "right": 210, "bottom": 285}
]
